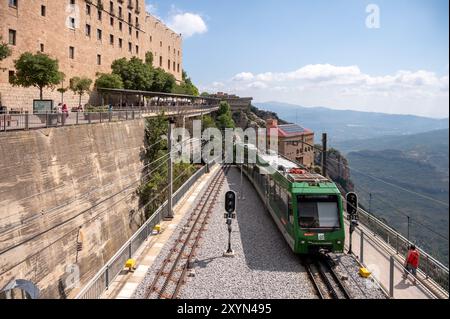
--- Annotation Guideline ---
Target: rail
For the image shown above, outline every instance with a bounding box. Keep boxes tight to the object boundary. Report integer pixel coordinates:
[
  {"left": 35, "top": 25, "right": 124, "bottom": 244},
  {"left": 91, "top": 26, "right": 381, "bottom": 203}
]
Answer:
[
  {"left": 75, "top": 164, "right": 209, "bottom": 299},
  {"left": 0, "top": 104, "right": 218, "bottom": 133}
]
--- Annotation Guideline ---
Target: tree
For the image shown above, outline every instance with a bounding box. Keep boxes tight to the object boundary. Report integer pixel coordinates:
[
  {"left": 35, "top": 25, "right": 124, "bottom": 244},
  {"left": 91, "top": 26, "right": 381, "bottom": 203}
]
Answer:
[
  {"left": 172, "top": 70, "right": 199, "bottom": 96},
  {"left": 200, "top": 92, "right": 210, "bottom": 97},
  {"left": 95, "top": 73, "right": 124, "bottom": 89},
  {"left": 70, "top": 76, "right": 93, "bottom": 106},
  {"left": 11, "top": 52, "right": 63, "bottom": 100},
  {"left": 151, "top": 68, "right": 176, "bottom": 93},
  {"left": 0, "top": 37, "right": 12, "bottom": 71},
  {"left": 145, "top": 51, "right": 154, "bottom": 66},
  {"left": 202, "top": 115, "right": 217, "bottom": 129},
  {"left": 216, "top": 101, "right": 235, "bottom": 130},
  {"left": 111, "top": 57, "right": 153, "bottom": 91}
]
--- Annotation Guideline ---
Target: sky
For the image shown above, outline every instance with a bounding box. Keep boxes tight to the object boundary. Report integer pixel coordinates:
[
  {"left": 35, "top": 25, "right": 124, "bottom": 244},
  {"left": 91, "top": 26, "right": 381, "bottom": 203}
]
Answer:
[{"left": 146, "top": 0, "right": 449, "bottom": 118}]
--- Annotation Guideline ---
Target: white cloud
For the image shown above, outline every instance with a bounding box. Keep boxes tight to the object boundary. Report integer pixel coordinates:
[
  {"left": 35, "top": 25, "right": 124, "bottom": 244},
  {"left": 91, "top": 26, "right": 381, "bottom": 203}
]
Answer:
[
  {"left": 202, "top": 64, "right": 449, "bottom": 118},
  {"left": 232, "top": 72, "right": 254, "bottom": 81},
  {"left": 167, "top": 12, "right": 207, "bottom": 37}
]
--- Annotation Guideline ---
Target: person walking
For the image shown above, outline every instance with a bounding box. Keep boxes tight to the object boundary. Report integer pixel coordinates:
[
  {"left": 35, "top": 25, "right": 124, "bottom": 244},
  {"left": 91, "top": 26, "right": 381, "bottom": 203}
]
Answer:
[{"left": 403, "top": 244, "right": 420, "bottom": 284}]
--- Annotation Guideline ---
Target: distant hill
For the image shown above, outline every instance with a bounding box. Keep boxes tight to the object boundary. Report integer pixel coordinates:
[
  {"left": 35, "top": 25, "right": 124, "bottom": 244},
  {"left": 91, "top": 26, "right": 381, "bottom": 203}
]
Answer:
[
  {"left": 255, "top": 102, "right": 449, "bottom": 143},
  {"left": 341, "top": 130, "right": 449, "bottom": 264},
  {"left": 335, "top": 129, "right": 450, "bottom": 175}
]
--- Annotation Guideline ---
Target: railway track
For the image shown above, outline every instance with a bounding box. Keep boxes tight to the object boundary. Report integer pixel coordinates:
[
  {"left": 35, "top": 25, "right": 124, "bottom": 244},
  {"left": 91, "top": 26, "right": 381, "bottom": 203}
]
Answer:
[
  {"left": 145, "top": 164, "right": 230, "bottom": 299},
  {"left": 304, "top": 255, "right": 352, "bottom": 299}
]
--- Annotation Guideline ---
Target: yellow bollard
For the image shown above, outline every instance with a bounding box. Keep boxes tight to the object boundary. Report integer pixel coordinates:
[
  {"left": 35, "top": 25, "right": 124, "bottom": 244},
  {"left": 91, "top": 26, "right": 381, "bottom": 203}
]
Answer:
[
  {"left": 125, "top": 259, "right": 136, "bottom": 272},
  {"left": 359, "top": 267, "right": 372, "bottom": 278},
  {"left": 153, "top": 224, "right": 161, "bottom": 234}
]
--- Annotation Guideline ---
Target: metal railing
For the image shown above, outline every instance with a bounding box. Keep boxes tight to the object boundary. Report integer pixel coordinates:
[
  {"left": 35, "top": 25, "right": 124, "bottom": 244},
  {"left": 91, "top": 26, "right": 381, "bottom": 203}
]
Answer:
[
  {"left": 0, "top": 105, "right": 218, "bottom": 133},
  {"left": 354, "top": 206, "right": 449, "bottom": 293},
  {"left": 75, "top": 164, "right": 208, "bottom": 299}
]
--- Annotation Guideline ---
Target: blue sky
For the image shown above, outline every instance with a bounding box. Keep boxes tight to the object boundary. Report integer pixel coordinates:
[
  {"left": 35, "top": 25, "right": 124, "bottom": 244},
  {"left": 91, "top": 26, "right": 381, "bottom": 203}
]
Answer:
[{"left": 146, "top": 0, "right": 449, "bottom": 118}]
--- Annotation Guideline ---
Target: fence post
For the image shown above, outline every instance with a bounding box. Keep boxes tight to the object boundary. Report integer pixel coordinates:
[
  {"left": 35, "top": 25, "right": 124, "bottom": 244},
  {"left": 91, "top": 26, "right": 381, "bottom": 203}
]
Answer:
[
  {"left": 360, "top": 230, "right": 364, "bottom": 264},
  {"left": 105, "top": 266, "right": 109, "bottom": 290},
  {"left": 3, "top": 114, "right": 6, "bottom": 132},
  {"left": 128, "top": 242, "right": 132, "bottom": 259},
  {"left": 25, "top": 112, "right": 29, "bottom": 130},
  {"left": 396, "top": 234, "right": 399, "bottom": 255},
  {"left": 88, "top": 113, "right": 91, "bottom": 124},
  {"left": 100, "top": 112, "right": 102, "bottom": 123},
  {"left": 389, "top": 256, "right": 394, "bottom": 298},
  {"left": 76, "top": 111, "right": 79, "bottom": 125}
]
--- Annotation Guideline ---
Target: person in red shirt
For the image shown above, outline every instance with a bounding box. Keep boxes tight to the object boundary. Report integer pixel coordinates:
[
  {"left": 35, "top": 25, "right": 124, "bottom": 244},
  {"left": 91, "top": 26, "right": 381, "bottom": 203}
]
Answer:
[{"left": 403, "top": 244, "right": 420, "bottom": 284}]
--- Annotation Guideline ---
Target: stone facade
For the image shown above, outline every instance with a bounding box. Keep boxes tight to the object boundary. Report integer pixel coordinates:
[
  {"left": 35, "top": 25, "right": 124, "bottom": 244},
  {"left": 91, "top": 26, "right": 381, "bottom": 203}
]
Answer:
[{"left": 0, "top": 0, "right": 183, "bottom": 112}]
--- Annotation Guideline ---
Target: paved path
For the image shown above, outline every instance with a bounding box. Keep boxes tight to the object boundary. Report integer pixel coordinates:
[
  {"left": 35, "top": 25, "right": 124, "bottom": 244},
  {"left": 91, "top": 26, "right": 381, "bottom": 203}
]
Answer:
[{"left": 344, "top": 220, "right": 438, "bottom": 299}]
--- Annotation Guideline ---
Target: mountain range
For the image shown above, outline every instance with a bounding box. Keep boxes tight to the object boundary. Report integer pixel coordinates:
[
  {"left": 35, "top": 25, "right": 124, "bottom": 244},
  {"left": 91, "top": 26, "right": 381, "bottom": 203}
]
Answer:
[{"left": 255, "top": 102, "right": 449, "bottom": 143}]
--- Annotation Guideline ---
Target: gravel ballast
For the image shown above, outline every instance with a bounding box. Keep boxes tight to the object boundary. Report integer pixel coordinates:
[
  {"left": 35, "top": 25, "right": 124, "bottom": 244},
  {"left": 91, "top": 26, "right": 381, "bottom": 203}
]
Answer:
[{"left": 133, "top": 165, "right": 385, "bottom": 299}]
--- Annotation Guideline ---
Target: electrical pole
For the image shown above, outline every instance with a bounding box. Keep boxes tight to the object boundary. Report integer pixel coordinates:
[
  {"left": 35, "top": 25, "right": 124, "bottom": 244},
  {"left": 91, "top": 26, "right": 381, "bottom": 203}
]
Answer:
[
  {"left": 166, "top": 117, "right": 175, "bottom": 220},
  {"left": 322, "top": 133, "right": 328, "bottom": 177},
  {"left": 407, "top": 216, "right": 410, "bottom": 242}
]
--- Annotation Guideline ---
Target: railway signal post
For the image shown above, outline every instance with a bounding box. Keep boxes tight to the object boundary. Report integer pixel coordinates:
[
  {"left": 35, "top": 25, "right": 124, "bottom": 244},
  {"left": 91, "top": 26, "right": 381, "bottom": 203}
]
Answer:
[
  {"left": 223, "top": 191, "right": 237, "bottom": 257},
  {"left": 346, "top": 192, "right": 359, "bottom": 255}
]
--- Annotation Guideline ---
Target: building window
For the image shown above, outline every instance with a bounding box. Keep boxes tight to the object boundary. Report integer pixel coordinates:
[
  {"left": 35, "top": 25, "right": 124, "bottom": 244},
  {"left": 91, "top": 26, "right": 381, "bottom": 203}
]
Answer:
[
  {"left": 69, "top": 46, "right": 75, "bottom": 59},
  {"left": 40, "top": 43, "right": 45, "bottom": 52},
  {"left": 70, "top": 0, "right": 75, "bottom": 4},
  {"left": 136, "top": 31, "right": 139, "bottom": 39},
  {"left": 97, "top": 54, "right": 102, "bottom": 65},
  {"left": 128, "top": 42, "right": 132, "bottom": 52},
  {"left": 178, "top": 50, "right": 180, "bottom": 57},
  {"left": 173, "top": 61, "right": 175, "bottom": 71},
  {"left": 41, "top": 5, "right": 46, "bottom": 16},
  {"left": 69, "top": 17, "right": 76, "bottom": 29},
  {"left": 86, "top": 24, "right": 91, "bottom": 37},
  {"left": 135, "top": 45, "right": 139, "bottom": 54},
  {"left": 8, "top": 29, "right": 16, "bottom": 46},
  {"left": 128, "top": 12, "right": 132, "bottom": 24},
  {"left": 119, "top": 22, "right": 123, "bottom": 31},
  {"left": 129, "top": 26, "right": 132, "bottom": 35},
  {"left": 149, "top": 35, "right": 152, "bottom": 43},
  {"left": 160, "top": 41, "right": 162, "bottom": 47},
  {"left": 8, "top": 71, "right": 15, "bottom": 83},
  {"left": 9, "top": 0, "right": 18, "bottom": 8},
  {"left": 109, "top": 1, "right": 114, "bottom": 14},
  {"left": 110, "top": 34, "right": 114, "bottom": 45},
  {"left": 110, "top": 17, "right": 114, "bottom": 26},
  {"left": 97, "top": 29, "right": 102, "bottom": 41},
  {"left": 177, "top": 63, "right": 180, "bottom": 73},
  {"left": 97, "top": 10, "right": 102, "bottom": 20},
  {"left": 118, "top": 6, "right": 122, "bottom": 18},
  {"left": 168, "top": 59, "right": 170, "bottom": 70},
  {"left": 86, "top": 4, "right": 91, "bottom": 15},
  {"left": 159, "top": 56, "right": 162, "bottom": 67},
  {"left": 135, "top": 17, "right": 139, "bottom": 27},
  {"left": 118, "top": 38, "right": 123, "bottom": 48}
]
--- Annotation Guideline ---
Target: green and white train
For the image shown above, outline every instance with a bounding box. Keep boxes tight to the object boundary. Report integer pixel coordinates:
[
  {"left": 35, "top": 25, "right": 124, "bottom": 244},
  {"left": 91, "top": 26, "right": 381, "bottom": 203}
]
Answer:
[{"left": 241, "top": 144, "right": 345, "bottom": 254}]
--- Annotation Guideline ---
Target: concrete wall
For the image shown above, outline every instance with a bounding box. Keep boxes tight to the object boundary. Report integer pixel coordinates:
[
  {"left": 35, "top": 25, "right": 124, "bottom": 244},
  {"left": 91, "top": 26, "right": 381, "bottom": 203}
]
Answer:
[{"left": 0, "top": 119, "right": 147, "bottom": 298}]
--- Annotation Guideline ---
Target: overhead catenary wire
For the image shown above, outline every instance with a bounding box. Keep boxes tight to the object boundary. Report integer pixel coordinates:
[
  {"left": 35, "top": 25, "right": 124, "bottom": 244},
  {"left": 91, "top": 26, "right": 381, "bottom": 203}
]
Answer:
[
  {"left": 0, "top": 163, "right": 199, "bottom": 277},
  {"left": 0, "top": 137, "right": 194, "bottom": 226},
  {"left": 0, "top": 142, "right": 204, "bottom": 256}
]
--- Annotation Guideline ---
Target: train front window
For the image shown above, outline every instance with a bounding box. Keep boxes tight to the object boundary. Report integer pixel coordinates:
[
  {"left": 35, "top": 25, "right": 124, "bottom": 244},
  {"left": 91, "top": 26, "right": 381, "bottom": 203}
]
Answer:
[{"left": 297, "top": 195, "right": 340, "bottom": 229}]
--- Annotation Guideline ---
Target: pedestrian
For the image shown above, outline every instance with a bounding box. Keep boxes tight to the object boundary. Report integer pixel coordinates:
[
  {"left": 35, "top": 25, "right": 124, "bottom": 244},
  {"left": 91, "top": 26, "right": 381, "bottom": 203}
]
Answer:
[
  {"left": 62, "top": 103, "right": 69, "bottom": 121},
  {"left": 403, "top": 244, "right": 420, "bottom": 284}
]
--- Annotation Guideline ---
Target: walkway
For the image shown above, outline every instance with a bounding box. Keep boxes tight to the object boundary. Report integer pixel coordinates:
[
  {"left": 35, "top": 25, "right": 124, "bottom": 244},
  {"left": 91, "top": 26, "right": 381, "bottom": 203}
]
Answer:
[{"left": 344, "top": 219, "right": 443, "bottom": 299}]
